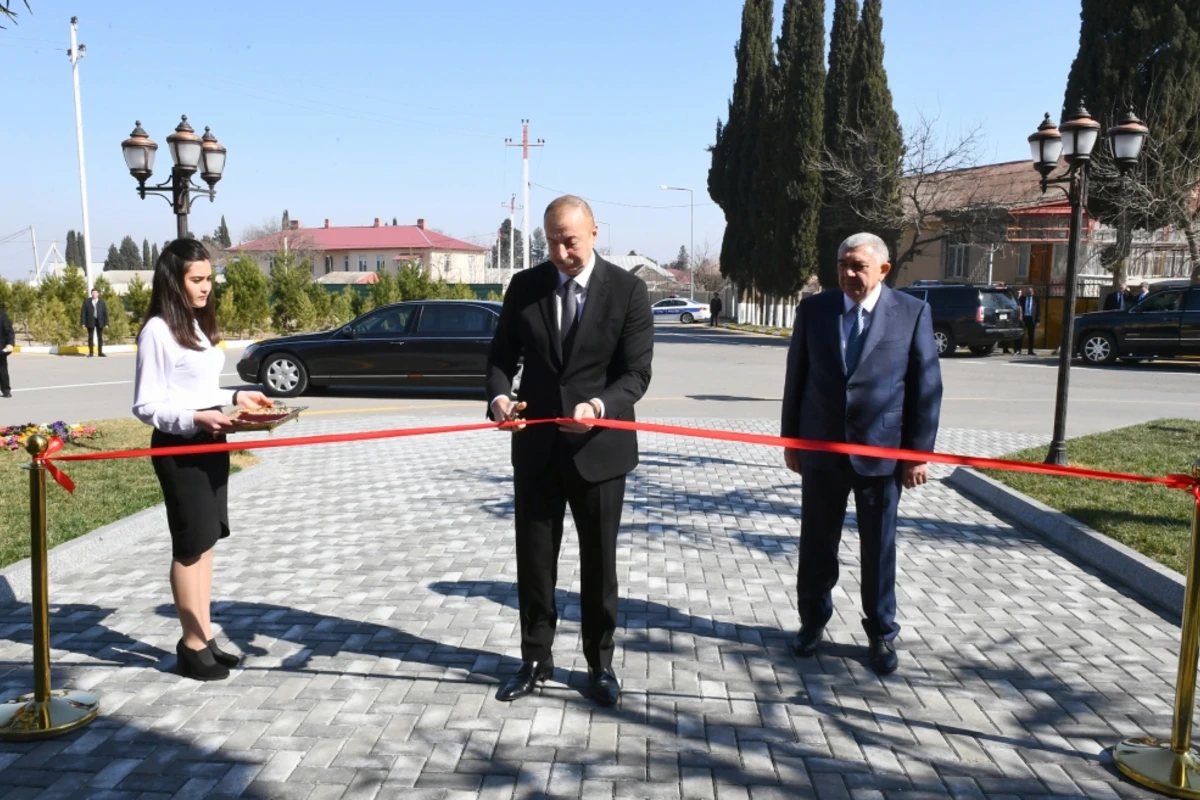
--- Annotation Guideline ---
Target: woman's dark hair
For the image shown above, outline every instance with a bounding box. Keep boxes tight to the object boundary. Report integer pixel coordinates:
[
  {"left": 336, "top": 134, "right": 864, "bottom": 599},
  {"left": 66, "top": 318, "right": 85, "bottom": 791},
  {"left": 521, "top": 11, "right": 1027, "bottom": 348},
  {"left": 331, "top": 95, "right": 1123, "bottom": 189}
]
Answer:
[{"left": 143, "top": 238, "right": 221, "bottom": 350}]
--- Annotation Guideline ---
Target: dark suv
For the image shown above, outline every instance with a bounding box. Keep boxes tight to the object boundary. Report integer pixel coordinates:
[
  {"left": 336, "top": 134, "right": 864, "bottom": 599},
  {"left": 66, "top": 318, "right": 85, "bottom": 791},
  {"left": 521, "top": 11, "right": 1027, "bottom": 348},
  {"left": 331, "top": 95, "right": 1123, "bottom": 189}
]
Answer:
[
  {"left": 1073, "top": 285, "right": 1200, "bottom": 365},
  {"left": 898, "top": 283, "right": 1024, "bottom": 356}
]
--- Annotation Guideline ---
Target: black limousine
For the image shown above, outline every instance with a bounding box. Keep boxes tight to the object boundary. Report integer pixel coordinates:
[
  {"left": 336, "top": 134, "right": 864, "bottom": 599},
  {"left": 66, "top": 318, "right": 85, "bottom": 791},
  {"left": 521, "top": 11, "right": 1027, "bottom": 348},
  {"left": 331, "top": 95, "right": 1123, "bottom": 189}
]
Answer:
[{"left": 237, "top": 300, "right": 501, "bottom": 397}]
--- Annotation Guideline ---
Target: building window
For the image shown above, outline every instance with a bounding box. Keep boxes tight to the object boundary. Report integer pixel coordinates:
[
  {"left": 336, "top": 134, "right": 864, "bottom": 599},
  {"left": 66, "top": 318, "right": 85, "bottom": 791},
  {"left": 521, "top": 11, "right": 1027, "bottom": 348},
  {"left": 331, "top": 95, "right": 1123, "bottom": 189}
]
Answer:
[
  {"left": 358, "top": 256, "right": 368, "bottom": 272},
  {"left": 1017, "top": 244, "right": 1030, "bottom": 278},
  {"left": 324, "top": 255, "right": 333, "bottom": 274},
  {"left": 943, "top": 243, "right": 969, "bottom": 279},
  {"left": 376, "top": 255, "right": 385, "bottom": 271},
  {"left": 1051, "top": 244, "right": 1068, "bottom": 277},
  {"left": 344, "top": 255, "right": 350, "bottom": 272}
]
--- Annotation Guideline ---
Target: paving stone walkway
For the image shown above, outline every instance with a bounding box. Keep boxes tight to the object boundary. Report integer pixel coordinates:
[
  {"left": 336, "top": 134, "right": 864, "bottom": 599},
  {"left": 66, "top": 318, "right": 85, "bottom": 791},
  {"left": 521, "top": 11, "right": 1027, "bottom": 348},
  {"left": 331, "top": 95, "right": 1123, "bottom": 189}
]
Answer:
[{"left": 0, "top": 416, "right": 1182, "bottom": 799}]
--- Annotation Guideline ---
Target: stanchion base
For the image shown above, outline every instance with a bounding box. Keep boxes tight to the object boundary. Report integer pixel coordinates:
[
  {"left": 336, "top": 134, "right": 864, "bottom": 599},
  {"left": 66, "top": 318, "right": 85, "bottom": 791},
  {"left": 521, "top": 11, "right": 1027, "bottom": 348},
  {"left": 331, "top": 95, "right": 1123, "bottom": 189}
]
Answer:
[
  {"left": 1115, "top": 737, "right": 1200, "bottom": 798},
  {"left": 0, "top": 690, "right": 99, "bottom": 740}
]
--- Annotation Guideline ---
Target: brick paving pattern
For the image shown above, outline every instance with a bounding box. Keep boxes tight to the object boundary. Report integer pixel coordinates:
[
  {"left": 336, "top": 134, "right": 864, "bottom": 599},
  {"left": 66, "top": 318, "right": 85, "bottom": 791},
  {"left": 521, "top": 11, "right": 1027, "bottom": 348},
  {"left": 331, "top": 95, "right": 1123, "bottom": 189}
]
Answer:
[{"left": 0, "top": 416, "right": 1178, "bottom": 798}]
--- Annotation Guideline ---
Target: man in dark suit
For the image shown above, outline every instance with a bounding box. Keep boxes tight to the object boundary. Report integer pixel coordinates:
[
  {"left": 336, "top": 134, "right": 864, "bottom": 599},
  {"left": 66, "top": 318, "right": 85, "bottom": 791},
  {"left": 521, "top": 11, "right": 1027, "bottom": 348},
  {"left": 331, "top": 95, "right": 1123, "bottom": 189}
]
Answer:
[
  {"left": 1134, "top": 282, "right": 1151, "bottom": 305},
  {"left": 80, "top": 288, "right": 109, "bottom": 357},
  {"left": 1018, "top": 287, "right": 1039, "bottom": 355},
  {"left": 486, "top": 195, "right": 654, "bottom": 707},
  {"left": 1103, "top": 283, "right": 1130, "bottom": 311},
  {"left": 781, "top": 232, "right": 942, "bottom": 675},
  {"left": 0, "top": 305, "right": 13, "bottom": 398},
  {"left": 709, "top": 293, "right": 723, "bottom": 327}
]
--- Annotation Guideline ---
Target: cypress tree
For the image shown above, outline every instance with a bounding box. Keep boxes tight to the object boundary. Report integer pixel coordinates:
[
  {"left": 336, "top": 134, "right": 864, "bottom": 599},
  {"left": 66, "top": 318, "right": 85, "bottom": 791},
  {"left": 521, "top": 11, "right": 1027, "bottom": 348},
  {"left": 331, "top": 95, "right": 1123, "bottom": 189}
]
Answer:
[
  {"left": 817, "top": 0, "right": 860, "bottom": 288},
  {"left": 1063, "top": 0, "right": 1200, "bottom": 279},
  {"left": 76, "top": 233, "right": 86, "bottom": 269},
  {"left": 103, "top": 244, "right": 121, "bottom": 272},
  {"left": 150, "top": 242, "right": 160, "bottom": 266},
  {"left": 282, "top": 209, "right": 290, "bottom": 231},
  {"left": 707, "top": 0, "right": 775, "bottom": 294},
  {"left": 119, "top": 236, "right": 142, "bottom": 271},
  {"left": 846, "top": 0, "right": 904, "bottom": 279},
  {"left": 142, "top": 238, "right": 151, "bottom": 269},
  {"left": 66, "top": 231, "right": 77, "bottom": 267},
  {"left": 770, "top": 0, "right": 826, "bottom": 295}
]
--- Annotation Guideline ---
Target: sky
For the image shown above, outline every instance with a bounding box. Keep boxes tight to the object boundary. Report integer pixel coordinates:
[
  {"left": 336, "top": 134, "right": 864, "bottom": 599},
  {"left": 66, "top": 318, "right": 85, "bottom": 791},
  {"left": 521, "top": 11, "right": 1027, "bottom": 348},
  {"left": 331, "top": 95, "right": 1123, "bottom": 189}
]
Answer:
[{"left": 0, "top": 0, "right": 1085, "bottom": 281}]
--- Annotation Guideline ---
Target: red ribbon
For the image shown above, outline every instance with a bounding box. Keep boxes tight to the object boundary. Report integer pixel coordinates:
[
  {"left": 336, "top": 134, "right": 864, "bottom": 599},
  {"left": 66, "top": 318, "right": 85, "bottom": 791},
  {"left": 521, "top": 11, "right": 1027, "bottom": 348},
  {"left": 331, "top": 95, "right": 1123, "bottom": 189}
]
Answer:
[{"left": 30, "top": 417, "right": 1200, "bottom": 499}]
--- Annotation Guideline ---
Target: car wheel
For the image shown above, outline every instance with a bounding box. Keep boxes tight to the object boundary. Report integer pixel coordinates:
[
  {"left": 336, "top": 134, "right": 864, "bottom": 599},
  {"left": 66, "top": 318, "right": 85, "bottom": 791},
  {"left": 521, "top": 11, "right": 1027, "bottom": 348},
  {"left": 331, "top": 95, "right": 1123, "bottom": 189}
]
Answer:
[
  {"left": 1080, "top": 332, "right": 1117, "bottom": 365},
  {"left": 969, "top": 344, "right": 996, "bottom": 356},
  {"left": 262, "top": 353, "right": 309, "bottom": 397},
  {"left": 933, "top": 328, "right": 955, "bottom": 357},
  {"left": 680, "top": 312, "right": 694, "bottom": 324}
]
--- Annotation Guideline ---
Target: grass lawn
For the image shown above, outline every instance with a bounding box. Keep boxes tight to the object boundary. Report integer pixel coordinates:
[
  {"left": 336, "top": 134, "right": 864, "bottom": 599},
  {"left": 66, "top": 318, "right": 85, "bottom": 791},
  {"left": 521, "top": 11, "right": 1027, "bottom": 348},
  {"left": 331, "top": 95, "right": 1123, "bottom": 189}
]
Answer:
[
  {"left": 984, "top": 419, "right": 1200, "bottom": 575},
  {"left": 0, "top": 419, "right": 257, "bottom": 569}
]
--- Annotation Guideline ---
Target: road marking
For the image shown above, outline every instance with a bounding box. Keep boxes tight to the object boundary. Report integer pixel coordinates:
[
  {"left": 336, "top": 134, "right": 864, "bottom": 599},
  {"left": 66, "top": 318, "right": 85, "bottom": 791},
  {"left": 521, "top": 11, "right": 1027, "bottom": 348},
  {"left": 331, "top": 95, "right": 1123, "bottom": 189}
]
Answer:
[{"left": 13, "top": 372, "right": 243, "bottom": 393}]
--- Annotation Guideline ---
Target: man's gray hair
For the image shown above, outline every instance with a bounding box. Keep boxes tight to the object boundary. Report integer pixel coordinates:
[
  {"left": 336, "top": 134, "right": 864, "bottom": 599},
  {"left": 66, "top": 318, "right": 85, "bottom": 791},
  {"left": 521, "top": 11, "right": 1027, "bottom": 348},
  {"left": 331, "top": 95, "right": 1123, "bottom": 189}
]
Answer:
[{"left": 837, "top": 233, "right": 890, "bottom": 264}]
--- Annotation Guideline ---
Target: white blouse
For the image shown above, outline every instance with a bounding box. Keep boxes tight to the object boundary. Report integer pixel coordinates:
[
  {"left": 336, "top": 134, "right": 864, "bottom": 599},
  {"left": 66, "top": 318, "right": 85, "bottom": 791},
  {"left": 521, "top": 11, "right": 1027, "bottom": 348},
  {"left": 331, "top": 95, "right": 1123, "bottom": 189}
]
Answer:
[{"left": 133, "top": 316, "right": 234, "bottom": 436}]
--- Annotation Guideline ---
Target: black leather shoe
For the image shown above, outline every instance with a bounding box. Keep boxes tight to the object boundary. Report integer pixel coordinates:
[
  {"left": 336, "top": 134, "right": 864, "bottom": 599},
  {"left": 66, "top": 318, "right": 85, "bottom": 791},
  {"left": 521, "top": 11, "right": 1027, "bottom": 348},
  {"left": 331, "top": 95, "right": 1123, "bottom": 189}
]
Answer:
[
  {"left": 207, "top": 638, "right": 241, "bottom": 668},
  {"left": 589, "top": 667, "right": 620, "bottom": 707},
  {"left": 497, "top": 660, "right": 553, "bottom": 701},
  {"left": 868, "top": 637, "right": 899, "bottom": 675},
  {"left": 176, "top": 640, "right": 230, "bottom": 681},
  {"left": 791, "top": 626, "right": 823, "bottom": 658}
]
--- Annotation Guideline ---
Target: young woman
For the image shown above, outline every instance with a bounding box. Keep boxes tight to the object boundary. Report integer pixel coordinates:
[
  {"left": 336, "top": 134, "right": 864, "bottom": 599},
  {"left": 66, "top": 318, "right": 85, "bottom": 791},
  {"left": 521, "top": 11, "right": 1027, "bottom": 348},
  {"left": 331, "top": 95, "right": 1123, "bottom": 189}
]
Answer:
[{"left": 133, "top": 239, "right": 272, "bottom": 681}]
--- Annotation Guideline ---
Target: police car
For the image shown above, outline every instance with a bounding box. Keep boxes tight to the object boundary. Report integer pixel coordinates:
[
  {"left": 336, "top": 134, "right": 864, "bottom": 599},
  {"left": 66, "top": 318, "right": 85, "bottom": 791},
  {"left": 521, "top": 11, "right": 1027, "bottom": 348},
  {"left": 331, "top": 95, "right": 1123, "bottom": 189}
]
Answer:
[{"left": 651, "top": 296, "right": 711, "bottom": 324}]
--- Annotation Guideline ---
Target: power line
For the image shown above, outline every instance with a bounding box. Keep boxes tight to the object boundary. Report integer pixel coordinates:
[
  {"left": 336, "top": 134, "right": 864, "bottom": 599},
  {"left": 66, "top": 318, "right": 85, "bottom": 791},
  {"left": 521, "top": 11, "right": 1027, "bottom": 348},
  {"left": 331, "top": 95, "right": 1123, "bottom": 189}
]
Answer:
[{"left": 529, "top": 183, "right": 717, "bottom": 210}]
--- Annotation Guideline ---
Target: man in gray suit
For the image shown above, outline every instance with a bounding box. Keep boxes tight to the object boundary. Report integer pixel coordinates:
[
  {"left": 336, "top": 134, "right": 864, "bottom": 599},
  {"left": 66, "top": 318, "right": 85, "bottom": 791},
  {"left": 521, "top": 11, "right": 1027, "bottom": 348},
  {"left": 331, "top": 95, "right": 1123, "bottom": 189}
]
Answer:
[{"left": 781, "top": 232, "right": 943, "bottom": 674}]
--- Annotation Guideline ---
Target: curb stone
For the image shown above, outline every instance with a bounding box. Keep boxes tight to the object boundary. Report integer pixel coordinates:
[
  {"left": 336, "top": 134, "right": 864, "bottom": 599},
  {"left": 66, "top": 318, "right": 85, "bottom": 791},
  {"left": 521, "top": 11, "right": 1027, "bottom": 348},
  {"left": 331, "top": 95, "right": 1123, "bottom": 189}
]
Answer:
[
  {"left": 0, "top": 461, "right": 275, "bottom": 606},
  {"left": 947, "top": 465, "right": 1184, "bottom": 615}
]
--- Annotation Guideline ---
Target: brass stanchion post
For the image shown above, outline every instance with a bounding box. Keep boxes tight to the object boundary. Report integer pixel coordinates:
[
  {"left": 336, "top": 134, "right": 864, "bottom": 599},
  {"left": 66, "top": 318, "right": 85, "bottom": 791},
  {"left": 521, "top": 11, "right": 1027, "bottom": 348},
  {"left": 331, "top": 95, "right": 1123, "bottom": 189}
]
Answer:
[
  {"left": 1114, "top": 458, "right": 1200, "bottom": 796},
  {"left": 0, "top": 434, "right": 99, "bottom": 739}
]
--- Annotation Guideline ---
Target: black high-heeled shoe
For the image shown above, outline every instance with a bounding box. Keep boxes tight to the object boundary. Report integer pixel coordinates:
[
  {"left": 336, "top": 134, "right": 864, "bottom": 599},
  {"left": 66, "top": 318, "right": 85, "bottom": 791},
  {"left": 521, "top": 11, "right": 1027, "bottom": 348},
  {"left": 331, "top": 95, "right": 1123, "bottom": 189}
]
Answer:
[
  {"left": 207, "top": 638, "right": 241, "bottom": 668},
  {"left": 176, "top": 640, "right": 230, "bottom": 681}
]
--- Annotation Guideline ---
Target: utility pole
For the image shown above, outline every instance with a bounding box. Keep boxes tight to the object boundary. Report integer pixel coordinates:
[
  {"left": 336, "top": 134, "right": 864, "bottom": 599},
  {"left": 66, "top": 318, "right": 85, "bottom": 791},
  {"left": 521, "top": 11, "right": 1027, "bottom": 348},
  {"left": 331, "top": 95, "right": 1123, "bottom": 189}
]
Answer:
[
  {"left": 505, "top": 120, "right": 544, "bottom": 272},
  {"left": 29, "top": 226, "right": 39, "bottom": 278},
  {"left": 68, "top": 17, "right": 95, "bottom": 291}
]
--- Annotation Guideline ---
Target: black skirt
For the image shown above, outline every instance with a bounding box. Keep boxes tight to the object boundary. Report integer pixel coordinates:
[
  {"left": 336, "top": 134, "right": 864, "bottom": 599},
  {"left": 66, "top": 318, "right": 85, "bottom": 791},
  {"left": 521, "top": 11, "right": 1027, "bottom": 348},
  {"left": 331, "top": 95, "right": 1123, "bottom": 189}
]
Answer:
[{"left": 151, "top": 428, "right": 231, "bottom": 560}]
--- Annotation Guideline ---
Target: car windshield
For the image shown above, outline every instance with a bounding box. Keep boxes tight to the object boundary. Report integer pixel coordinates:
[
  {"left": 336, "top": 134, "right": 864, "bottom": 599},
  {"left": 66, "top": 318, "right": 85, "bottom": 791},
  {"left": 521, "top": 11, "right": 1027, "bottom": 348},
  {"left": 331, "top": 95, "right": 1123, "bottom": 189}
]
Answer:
[{"left": 980, "top": 291, "right": 1017, "bottom": 310}]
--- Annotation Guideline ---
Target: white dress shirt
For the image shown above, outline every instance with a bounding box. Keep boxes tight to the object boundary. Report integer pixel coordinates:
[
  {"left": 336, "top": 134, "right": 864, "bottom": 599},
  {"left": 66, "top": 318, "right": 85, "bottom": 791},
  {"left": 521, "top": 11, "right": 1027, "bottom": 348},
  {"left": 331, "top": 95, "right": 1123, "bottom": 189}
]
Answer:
[
  {"left": 491, "top": 253, "right": 605, "bottom": 418},
  {"left": 133, "top": 316, "right": 234, "bottom": 436},
  {"left": 841, "top": 282, "right": 883, "bottom": 358}
]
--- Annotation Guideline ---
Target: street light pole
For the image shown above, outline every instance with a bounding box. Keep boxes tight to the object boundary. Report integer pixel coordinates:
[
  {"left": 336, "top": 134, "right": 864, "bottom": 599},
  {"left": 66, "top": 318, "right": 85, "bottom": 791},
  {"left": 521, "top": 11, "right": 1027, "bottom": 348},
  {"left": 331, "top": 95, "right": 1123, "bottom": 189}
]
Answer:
[
  {"left": 122, "top": 116, "right": 227, "bottom": 241},
  {"left": 1044, "top": 166, "right": 1086, "bottom": 466},
  {"left": 660, "top": 185, "right": 694, "bottom": 297},
  {"left": 1027, "top": 105, "right": 1149, "bottom": 467}
]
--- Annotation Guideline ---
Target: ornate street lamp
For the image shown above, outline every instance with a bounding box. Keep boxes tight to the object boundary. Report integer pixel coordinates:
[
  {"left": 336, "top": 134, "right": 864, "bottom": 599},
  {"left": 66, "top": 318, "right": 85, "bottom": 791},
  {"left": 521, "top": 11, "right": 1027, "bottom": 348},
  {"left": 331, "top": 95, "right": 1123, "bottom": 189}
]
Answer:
[
  {"left": 122, "top": 115, "right": 226, "bottom": 240},
  {"left": 1026, "top": 103, "right": 1146, "bottom": 468}
]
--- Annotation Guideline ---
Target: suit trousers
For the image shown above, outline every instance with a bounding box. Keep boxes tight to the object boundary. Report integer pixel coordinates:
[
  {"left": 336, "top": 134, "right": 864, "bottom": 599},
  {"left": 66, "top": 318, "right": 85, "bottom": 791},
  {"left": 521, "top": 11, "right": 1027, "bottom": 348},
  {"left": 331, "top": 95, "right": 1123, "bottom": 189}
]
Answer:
[
  {"left": 799, "top": 458, "right": 902, "bottom": 641},
  {"left": 0, "top": 352, "right": 9, "bottom": 393},
  {"left": 513, "top": 436, "right": 624, "bottom": 668},
  {"left": 87, "top": 326, "right": 104, "bottom": 355},
  {"left": 1023, "top": 318, "right": 1036, "bottom": 353}
]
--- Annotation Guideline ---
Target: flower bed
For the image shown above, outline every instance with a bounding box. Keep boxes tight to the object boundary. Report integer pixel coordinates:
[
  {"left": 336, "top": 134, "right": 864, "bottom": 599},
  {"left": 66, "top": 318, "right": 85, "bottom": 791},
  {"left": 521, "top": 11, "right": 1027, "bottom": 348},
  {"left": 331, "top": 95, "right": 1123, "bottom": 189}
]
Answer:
[{"left": 1, "top": 421, "right": 99, "bottom": 452}]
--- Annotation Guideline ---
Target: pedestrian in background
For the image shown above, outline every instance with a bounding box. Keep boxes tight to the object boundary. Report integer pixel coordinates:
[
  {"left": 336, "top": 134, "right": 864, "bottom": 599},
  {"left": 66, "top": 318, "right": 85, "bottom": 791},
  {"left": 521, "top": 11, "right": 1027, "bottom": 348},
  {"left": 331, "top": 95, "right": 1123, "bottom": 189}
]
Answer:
[
  {"left": 0, "top": 304, "right": 13, "bottom": 398},
  {"left": 80, "top": 287, "right": 109, "bottom": 357}
]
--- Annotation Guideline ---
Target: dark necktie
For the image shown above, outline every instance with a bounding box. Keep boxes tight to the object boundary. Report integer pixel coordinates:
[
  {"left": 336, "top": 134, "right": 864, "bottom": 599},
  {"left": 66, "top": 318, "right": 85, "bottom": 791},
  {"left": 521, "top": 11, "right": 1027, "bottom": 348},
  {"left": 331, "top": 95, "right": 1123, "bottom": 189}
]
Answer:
[
  {"left": 560, "top": 279, "right": 578, "bottom": 345},
  {"left": 845, "top": 304, "right": 865, "bottom": 374}
]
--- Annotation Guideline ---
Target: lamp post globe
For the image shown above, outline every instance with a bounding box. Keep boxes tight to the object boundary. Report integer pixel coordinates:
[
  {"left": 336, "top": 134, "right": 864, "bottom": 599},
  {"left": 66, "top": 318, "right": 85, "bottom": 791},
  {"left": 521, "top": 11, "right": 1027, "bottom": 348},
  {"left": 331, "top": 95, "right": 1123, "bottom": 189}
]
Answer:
[
  {"left": 1027, "top": 113, "right": 1063, "bottom": 179},
  {"left": 1108, "top": 108, "right": 1150, "bottom": 174},
  {"left": 1059, "top": 104, "right": 1102, "bottom": 166},
  {"left": 121, "top": 121, "right": 157, "bottom": 186},
  {"left": 199, "top": 127, "right": 227, "bottom": 188},
  {"left": 166, "top": 115, "right": 203, "bottom": 175}
]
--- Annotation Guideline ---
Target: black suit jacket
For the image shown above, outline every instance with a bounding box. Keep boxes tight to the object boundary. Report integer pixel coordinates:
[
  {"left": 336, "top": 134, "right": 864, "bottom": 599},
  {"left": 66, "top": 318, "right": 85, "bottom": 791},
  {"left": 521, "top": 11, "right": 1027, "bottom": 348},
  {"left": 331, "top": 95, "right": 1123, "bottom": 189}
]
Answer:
[
  {"left": 80, "top": 298, "right": 109, "bottom": 329},
  {"left": 1019, "top": 295, "right": 1039, "bottom": 323},
  {"left": 0, "top": 309, "right": 13, "bottom": 349},
  {"left": 486, "top": 258, "right": 654, "bottom": 482}
]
